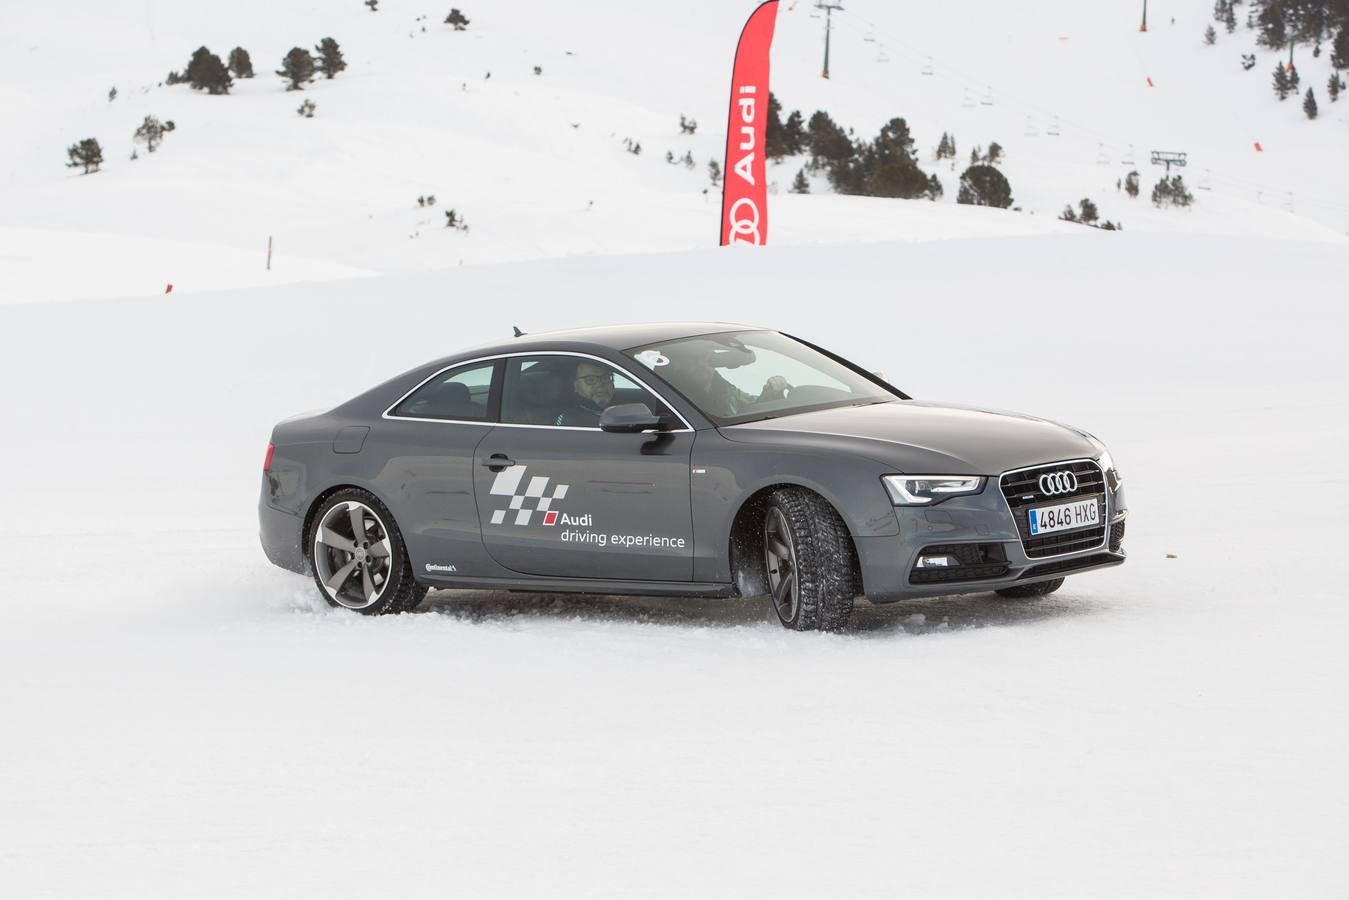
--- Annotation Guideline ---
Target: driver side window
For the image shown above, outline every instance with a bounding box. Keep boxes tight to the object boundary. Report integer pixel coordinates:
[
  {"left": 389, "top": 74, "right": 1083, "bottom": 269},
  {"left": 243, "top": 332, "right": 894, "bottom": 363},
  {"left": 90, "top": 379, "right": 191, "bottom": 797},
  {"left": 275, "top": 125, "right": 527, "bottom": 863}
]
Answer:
[{"left": 501, "top": 356, "right": 672, "bottom": 428}]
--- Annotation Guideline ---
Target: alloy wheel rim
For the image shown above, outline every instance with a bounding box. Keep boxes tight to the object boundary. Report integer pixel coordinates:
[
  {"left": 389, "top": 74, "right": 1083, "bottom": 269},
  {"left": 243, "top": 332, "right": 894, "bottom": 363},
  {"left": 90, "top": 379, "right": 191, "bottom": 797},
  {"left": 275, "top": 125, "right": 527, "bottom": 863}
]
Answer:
[
  {"left": 764, "top": 507, "right": 799, "bottom": 623},
  {"left": 313, "top": 501, "right": 393, "bottom": 610}
]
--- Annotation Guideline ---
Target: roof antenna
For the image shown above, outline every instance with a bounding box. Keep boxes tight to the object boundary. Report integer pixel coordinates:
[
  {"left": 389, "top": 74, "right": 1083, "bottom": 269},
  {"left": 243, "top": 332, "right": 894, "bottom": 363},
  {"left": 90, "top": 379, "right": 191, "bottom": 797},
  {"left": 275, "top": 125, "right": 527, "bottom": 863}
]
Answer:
[{"left": 512, "top": 325, "right": 526, "bottom": 337}]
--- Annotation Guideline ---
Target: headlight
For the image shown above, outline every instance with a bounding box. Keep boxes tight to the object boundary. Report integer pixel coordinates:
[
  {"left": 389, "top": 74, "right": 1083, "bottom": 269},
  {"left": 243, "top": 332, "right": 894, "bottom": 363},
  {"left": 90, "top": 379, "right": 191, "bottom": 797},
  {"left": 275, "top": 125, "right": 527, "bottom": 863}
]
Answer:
[
  {"left": 1097, "top": 450, "right": 1122, "bottom": 488},
  {"left": 882, "top": 475, "right": 986, "bottom": 506}
]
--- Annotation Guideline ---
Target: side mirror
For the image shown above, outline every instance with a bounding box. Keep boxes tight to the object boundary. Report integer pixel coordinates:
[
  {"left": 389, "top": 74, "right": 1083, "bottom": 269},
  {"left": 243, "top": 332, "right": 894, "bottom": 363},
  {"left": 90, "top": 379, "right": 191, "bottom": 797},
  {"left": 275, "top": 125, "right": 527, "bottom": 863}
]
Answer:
[{"left": 600, "top": 403, "right": 664, "bottom": 433}]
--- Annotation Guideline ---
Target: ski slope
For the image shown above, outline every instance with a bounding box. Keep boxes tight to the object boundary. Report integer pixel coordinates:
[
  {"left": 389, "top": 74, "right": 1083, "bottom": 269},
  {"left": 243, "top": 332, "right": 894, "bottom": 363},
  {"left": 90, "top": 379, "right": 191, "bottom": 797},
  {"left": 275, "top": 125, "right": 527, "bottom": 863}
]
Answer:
[
  {"left": 1, "top": 0, "right": 1346, "bottom": 302},
  {"left": 2, "top": 1, "right": 1348, "bottom": 896}
]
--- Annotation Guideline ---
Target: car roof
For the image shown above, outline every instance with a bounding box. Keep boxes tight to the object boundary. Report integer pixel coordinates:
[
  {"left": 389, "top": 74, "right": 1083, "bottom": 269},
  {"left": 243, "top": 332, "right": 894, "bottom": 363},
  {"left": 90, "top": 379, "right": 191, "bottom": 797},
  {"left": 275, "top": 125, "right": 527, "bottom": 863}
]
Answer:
[{"left": 438, "top": 322, "right": 765, "bottom": 364}]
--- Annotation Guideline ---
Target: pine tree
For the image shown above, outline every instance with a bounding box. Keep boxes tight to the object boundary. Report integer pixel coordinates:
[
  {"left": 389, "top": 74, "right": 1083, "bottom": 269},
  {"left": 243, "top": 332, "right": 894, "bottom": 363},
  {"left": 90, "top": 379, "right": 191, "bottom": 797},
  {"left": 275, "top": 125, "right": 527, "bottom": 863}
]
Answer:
[
  {"left": 791, "top": 168, "right": 810, "bottom": 193},
  {"left": 1124, "top": 170, "right": 1141, "bottom": 198},
  {"left": 66, "top": 138, "right": 103, "bottom": 174},
  {"left": 1224, "top": 3, "right": 1237, "bottom": 33},
  {"left": 864, "top": 117, "right": 931, "bottom": 199},
  {"left": 1330, "top": 73, "right": 1344, "bottom": 102},
  {"left": 445, "top": 8, "right": 470, "bottom": 30},
  {"left": 765, "top": 92, "right": 789, "bottom": 159},
  {"left": 708, "top": 159, "right": 721, "bottom": 185},
  {"left": 805, "top": 110, "right": 852, "bottom": 166},
  {"left": 1078, "top": 197, "right": 1099, "bottom": 224},
  {"left": 1152, "top": 175, "right": 1195, "bottom": 208},
  {"left": 228, "top": 47, "right": 254, "bottom": 79},
  {"left": 926, "top": 173, "right": 943, "bottom": 201},
  {"left": 1333, "top": 28, "right": 1349, "bottom": 70},
  {"left": 679, "top": 114, "right": 697, "bottom": 135},
  {"left": 297, "top": 98, "right": 316, "bottom": 118},
  {"left": 366, "top": 0, "right": 379, "bottom": 10},
  {"left": 986, "top": 141, "right": 1003, "bottom": 164},
  {"left": 277, "top": 48, "right": 317, "bottom": 90},
  {"left": 133, "top": 115, "right": 174, "bottom": 153},
  {"left": 1257, "top": 3, "right": 1289, "bottom": 49},
  {"left": 956, "top": 165, "right": 1013, "bottom": 208},
  {"left": 783, "top": 110, "right": 806, "bottom": 154},
  {"left": 1059, "top": 204, "right": 1078, "bottom": 223},
  {"left": 185, "top": 46, "right": 232, "bottom": 94},
  {"left": 315, "top": 38, "right": 346, "bottom": 79},
  {"left": 1288, "top": 63, "right": 1300, "bottom": 93},
  {"left": 1205, "top": 24, "right": 1217, "bottom": 44},
  {"left": 935, "top": 132, "right": 951, "bottom": 160},
  {"left": 1273, "top": 60, "right": 1291, "bottom": 99},
  {"left": 1303, "top": 86, "right": 1319, "bottom": 118}
]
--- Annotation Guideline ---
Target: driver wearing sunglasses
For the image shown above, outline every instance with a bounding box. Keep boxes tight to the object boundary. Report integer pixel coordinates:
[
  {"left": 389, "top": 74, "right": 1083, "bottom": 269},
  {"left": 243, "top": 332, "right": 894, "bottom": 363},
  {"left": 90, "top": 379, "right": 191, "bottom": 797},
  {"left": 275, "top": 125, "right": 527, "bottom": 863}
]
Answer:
[{"left": 554, "top": 361, "right": 618, "bottom": 427}]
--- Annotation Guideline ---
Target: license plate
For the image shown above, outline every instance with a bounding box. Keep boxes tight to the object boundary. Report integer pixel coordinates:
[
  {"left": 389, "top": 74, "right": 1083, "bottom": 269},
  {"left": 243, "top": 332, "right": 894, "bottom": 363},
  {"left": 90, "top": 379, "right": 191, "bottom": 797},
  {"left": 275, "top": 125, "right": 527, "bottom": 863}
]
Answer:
[{"left": 1028, "top": 498, "right": 1099, "bottom": 536}]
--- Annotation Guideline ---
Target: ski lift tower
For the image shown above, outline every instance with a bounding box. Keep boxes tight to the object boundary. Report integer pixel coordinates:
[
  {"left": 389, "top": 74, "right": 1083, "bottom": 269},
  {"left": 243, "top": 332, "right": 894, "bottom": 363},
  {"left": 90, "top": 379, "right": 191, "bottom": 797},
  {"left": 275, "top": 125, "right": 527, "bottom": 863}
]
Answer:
[
  {"left": 1151, "top": 150, "right": 1188, "bottom": 176},
  {"left": 815, "top": 1, "right": 844, "bottom": 79}
]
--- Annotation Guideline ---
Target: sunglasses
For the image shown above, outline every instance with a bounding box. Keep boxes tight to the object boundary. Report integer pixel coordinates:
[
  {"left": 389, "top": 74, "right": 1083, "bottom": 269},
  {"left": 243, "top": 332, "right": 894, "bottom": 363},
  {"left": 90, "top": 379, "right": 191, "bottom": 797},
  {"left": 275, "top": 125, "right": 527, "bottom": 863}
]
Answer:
[{"left": 575, "top": 373, "right": 615, "bottom": 387}]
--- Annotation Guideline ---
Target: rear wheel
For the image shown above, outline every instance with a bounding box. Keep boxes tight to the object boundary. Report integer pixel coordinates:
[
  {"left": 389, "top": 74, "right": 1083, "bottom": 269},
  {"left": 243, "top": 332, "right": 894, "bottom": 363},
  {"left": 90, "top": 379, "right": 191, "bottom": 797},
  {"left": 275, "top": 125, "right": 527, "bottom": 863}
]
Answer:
[
  {"left": 763, "top": 488, "right": 857, "bottom": 631},
  {"left": 995, "top": 577, "right": 1065, "bottom": 599},
  {"left": 308, "top": 489, "right": 425, "bottom": 614}
]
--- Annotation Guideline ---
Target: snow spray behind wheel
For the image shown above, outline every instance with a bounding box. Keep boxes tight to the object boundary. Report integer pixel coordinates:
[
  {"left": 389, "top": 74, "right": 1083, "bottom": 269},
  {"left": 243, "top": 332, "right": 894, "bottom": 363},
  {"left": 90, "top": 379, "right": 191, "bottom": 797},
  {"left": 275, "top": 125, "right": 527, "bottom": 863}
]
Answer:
[{"left": 720, "top": 0, "right": 778, "bottom": 246}]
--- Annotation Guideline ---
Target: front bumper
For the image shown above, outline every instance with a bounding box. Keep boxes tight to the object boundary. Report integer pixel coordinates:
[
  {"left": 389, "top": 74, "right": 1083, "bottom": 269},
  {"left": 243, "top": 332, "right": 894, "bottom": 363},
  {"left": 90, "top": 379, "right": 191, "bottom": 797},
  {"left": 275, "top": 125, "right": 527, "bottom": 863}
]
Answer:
[{"left": 854, "top": 473, "right": 1127, "bottom": 603}]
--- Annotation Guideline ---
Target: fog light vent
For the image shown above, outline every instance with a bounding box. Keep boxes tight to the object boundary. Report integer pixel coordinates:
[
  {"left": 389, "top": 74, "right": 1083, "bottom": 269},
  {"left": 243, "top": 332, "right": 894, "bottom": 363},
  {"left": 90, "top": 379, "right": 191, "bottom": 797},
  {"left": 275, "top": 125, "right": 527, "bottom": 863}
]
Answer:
[{"left": 909, "top": 543, "right": 1010, "bottom": 585}]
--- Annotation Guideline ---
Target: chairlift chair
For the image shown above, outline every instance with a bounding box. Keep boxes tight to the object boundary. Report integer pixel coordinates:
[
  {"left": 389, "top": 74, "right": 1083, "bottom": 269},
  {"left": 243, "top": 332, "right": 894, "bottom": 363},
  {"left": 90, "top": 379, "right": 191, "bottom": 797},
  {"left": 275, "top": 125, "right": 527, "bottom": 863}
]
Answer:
[
  {"left": 1095, "top": 143, "right": 1110, "bottom": 165},
  {"left": 980, "top": 86, "right": 994, "bottom": 106},
  {"left": 921, "top": 56, "right": 934, "bottom": 75},
  {"left": 962, "top": 89, "right": 976, "bottom": 109},
  {"left": 876, "top": 44, "right": 890, "bottom": 63},
  {"left": 1023, "top": 115, "right": 1038, "bottom": 137},
  {"left": 1120, "top": 144, "right": 1136, "bottom": 166},
  {"left": 1046, "top": 115, "right": 1061, "bottom": 136},
  {"left": 1198, "top": 169, "right": 1213, "bottom": 191},
  {"left": 863, "top": 26, "right": 876, "bottom": 42}
]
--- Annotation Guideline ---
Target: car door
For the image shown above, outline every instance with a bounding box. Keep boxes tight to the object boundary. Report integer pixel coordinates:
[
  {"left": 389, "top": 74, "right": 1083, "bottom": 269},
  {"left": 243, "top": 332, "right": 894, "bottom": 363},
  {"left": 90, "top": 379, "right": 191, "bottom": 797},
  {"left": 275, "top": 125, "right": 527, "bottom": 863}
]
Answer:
[
  {"left": 375, "top": 358, "right": 503, "bottom": 577},
  {"left": 472, "top": 353, "right": 695, "bottom": 582}
]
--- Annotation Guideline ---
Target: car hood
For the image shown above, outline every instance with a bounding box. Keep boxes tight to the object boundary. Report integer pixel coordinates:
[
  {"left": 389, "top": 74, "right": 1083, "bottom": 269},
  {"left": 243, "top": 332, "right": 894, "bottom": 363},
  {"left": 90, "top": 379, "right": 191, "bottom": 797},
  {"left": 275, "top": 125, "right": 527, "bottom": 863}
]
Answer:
[{"left": 719, "top": 400, "right": 1099, "bottom": 475}]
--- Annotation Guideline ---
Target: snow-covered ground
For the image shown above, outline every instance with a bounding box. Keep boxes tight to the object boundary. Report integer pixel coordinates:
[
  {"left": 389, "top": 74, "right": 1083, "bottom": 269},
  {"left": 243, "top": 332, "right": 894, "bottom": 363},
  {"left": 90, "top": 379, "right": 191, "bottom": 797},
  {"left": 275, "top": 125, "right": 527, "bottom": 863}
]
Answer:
[
  {"left": 4, "top": 235, "right": 1348, "bottom": 897},
  {"left": 3, "top": 0, "right": 1349, "bottom": 896}
]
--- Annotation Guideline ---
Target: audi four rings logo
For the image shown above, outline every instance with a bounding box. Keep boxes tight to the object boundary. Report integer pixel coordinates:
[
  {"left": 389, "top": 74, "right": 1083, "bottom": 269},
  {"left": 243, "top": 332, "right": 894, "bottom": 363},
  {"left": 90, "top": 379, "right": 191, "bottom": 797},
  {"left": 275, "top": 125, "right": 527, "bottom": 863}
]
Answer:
[
  {"left": 1039, "top": 471, "right": 1079, "bottom": 496},
  {"left": 727, "top": 197, "right": 762, "bottom": 245}
]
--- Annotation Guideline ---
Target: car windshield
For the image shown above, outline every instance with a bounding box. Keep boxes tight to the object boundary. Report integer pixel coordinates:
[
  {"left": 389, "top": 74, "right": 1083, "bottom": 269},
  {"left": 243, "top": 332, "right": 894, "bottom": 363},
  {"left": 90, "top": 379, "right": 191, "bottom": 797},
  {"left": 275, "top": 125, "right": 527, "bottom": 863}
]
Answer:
[{"left": 625, "top": 331, "right": 897, "bottom": 425}]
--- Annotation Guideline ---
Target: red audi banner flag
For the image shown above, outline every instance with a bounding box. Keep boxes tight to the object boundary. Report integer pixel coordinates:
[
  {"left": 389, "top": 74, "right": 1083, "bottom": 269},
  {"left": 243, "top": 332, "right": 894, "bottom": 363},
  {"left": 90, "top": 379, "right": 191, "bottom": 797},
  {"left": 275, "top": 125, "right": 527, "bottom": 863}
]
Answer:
[{"left": 720, "top": 0, "right": 779, "bottom": 246}]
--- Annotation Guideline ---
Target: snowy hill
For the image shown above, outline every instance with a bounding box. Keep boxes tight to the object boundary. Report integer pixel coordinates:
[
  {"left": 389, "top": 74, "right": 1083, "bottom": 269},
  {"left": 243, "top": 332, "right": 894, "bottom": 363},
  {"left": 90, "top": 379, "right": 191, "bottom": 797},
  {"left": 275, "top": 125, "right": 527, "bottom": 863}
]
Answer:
[{"left": 2, "top": 0, "right": 1347, "bottom": 301}]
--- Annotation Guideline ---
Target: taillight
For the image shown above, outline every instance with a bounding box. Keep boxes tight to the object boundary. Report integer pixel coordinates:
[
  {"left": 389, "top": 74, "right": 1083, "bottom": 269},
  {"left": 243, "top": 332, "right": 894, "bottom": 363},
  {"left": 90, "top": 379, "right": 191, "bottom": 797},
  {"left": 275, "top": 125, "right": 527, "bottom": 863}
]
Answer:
[{"left": 263, "top": 443, "right": 275, "bottom": 472}]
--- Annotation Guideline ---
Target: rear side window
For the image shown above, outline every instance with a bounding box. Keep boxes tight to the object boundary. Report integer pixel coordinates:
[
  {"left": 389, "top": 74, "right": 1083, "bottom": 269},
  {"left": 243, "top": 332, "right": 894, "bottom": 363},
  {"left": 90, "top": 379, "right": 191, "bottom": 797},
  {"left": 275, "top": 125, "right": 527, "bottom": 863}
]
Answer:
[
  {"left": 500, "top": 355, "right": 673, "bottom": 427},
  {"left": 392, "top": 361, "right": 497, "bottom": 420}
]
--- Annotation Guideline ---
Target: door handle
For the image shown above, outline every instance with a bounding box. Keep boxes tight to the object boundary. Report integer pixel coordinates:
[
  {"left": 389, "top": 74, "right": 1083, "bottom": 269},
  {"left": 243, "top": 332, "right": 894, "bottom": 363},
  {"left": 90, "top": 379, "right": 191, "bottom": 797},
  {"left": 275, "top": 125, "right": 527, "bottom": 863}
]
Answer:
[{"left": 482, "top": 453, "right": 515, "bottom": 472}]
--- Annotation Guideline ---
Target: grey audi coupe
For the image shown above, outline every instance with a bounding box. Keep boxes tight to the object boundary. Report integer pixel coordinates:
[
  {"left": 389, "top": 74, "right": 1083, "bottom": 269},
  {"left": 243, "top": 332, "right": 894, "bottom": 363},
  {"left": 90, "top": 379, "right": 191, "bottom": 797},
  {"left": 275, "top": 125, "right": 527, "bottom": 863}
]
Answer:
[{"left": 260, "top": 323, "right": 1127, "bottom": 630}]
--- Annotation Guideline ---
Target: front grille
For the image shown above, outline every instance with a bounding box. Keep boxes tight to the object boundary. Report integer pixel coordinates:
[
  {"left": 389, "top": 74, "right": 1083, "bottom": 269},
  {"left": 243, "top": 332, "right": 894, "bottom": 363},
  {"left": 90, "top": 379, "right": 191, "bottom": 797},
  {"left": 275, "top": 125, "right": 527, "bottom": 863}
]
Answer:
[
  {"left": 1109, "top": 520, "right": 1126, "bottom": 552},
  {"left": 1000, "top": 459, "right": 1107, "bottom": 560},
  {"left": 909, "top": 543, "right": 1009, "bottom": 585}
]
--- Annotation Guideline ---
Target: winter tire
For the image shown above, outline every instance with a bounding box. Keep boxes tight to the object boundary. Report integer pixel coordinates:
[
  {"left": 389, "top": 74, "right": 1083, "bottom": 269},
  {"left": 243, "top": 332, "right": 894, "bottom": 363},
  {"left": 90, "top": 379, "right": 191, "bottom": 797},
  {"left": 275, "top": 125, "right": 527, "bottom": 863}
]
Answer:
[
  {"left": 308, "top": 488, "right": 426, "bottom": 614},
  {"left": 763, "top": 487, "right": 858, "bottom": 631},
  {"left": 995, "top": 577, "right": 1065, "bottom": 599}
]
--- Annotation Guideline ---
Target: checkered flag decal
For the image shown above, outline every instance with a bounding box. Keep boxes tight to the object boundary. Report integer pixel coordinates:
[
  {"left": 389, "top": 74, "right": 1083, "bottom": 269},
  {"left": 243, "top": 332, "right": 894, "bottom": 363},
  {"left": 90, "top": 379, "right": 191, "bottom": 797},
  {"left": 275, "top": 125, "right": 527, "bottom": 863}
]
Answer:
[{"left": 488, "top": 465, "right": 569, "bottom": 526}]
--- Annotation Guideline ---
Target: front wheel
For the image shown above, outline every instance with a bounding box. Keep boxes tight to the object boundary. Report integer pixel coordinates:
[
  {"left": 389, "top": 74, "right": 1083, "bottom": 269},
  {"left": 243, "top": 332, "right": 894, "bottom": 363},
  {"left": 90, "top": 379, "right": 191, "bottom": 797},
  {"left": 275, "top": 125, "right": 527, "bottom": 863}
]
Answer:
[
  {"left": 308, "top": 489, "right": 426, "bottom": 614},
  {"left": 763, "top": 488, "right": 858, "bottom": 631},
  {"left": 995, "top": 577, "right": 1065, "bottom": 599}
]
